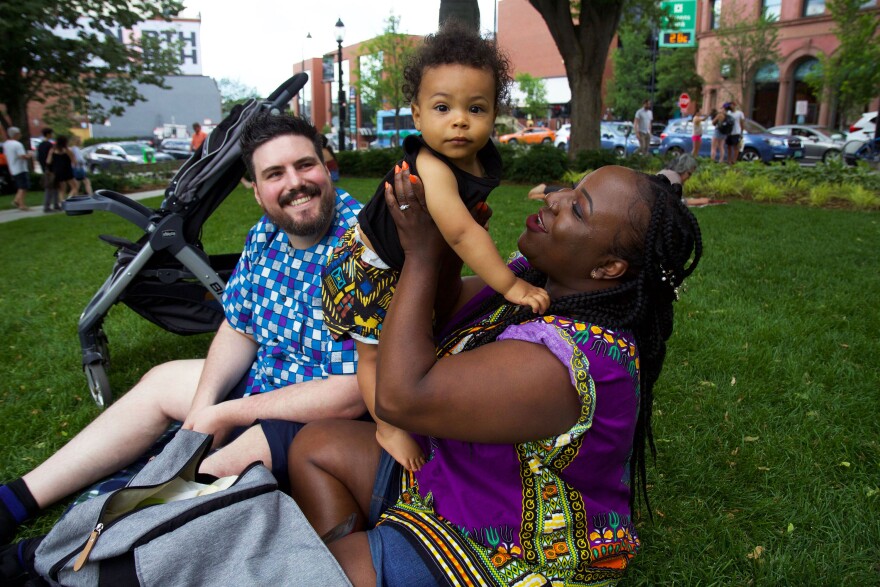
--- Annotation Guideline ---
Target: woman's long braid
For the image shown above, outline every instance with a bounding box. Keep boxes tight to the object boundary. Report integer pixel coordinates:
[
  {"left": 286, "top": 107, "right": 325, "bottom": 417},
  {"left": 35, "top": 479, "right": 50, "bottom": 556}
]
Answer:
[{"left": 442, "top": 173, "right": 702, "bottom": 515}]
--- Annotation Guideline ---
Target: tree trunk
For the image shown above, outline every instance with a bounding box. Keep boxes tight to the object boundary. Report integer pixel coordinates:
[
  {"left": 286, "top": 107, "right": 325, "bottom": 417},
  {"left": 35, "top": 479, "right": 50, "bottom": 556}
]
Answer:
[
  {"left": 529, "top": 0, "right": 624, "bottom": 153},
  {"left": 3, "top": 85, "right": 32, "bottom": 146},
  {"left": 439, "top": 0, "right": 481, "bottom": 32}
]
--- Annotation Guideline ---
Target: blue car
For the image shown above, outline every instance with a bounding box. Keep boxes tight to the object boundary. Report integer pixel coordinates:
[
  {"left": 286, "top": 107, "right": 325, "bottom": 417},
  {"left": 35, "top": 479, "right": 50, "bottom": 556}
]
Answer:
[
  {"left": 600, "top": 122, "right": 660, "bottom": 156},
  {"left": 659, "top": 118, "right": 803, "bottom": 163}
]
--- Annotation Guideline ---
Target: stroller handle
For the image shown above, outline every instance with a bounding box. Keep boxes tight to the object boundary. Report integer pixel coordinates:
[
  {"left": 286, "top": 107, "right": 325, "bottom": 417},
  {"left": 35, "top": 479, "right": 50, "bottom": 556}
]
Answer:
[{"left": 267, "top": 73, "right": 309, "bottom": 111}]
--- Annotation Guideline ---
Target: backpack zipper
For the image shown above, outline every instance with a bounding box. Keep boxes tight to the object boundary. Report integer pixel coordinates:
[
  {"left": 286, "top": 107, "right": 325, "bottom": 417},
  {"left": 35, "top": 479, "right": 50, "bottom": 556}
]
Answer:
[{"left": 73, "top": 523, "right": 103, "bottom": 571}]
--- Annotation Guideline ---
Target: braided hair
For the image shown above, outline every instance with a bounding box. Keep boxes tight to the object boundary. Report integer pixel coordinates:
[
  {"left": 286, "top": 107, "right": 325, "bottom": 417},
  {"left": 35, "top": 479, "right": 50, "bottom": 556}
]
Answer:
[{"left": 438, "top": 171, "right": 703, "bottom": 513}]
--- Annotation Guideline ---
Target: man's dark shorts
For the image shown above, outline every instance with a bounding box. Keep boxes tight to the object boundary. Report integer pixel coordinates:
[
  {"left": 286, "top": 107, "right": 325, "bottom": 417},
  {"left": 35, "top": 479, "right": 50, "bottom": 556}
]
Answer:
[
  {"left": 13, "top": 172, "right": 29, "bottom": 190},
  {"left": 226, "top": 377, "right": 370, "bottom": 491},
  {"left": 224, "top": 376, "right": 304, "bottom": 491},
  {"left": 725, "top": 134, "right": 742, "bottom": 147}
]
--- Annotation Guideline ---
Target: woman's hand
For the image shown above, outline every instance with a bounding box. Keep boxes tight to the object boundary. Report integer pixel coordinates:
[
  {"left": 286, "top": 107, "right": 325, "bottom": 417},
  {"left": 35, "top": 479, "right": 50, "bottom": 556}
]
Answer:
[{"left": 384, "top": 162, "right": 446, "bottom": 264}]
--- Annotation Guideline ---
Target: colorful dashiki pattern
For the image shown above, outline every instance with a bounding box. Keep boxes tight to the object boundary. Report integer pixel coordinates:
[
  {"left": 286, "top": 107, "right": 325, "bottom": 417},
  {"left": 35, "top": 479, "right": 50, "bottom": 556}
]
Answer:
[{"left": 378, "top": 314, "right": 642, "bottom": 586}]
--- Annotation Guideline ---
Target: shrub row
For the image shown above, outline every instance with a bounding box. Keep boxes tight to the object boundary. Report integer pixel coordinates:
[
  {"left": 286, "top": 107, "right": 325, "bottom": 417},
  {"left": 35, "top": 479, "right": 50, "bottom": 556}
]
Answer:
[
  {"left": 687, "top": 160, "right": 880, "bottom": 209},
  {"left": 338, "top": 144, "right": 879, "bottom": 209}
]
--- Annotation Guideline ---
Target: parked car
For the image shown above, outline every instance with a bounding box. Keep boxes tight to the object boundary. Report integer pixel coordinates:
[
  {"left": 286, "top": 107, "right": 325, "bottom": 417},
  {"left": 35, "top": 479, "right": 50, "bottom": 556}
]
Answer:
[
  {"left": 158, "top": 138, "right": 193, "bottom": 160},
  {"left": 767, "top": 124, "right": 844, "bottom": 164},
  {"left": 498, "top": 126, "right": 555, "bottom": 145},
  {"left": 554, "top": 124, "right": 570, "bottom": 150},
  {"left": 554, "top": 123, "right": 659, "bottom": 155},
  {"left": 659, "top": 118, "right": 803, "bottom": 163},
  {"left": 600, "top": 122, "right": 660, "bottom": 156},
  {"left": 81, "top": 142, "right": 174, "bottom": 173},
  {"left": 845, "top": 111, "right": 877, "bottom": 143}
]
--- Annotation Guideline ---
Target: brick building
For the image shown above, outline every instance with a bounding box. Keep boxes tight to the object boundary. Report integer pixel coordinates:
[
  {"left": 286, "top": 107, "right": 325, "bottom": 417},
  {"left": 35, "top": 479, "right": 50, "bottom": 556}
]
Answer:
[{"left": 695, "top": 0, "right": 879, "bottom": 127}]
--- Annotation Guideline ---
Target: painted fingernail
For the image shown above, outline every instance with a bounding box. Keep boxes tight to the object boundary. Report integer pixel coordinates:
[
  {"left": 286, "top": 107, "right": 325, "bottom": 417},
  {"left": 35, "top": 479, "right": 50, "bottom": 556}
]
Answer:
[
  {"left": 394, "top": 164, "right": 400, "bottom": 173},
  {"left": 385, "top": 181, "right": 391, "bottom": 190},
  {"left": 401, "top": 161, "right": 409, "bottom": 170},
  {"left": 409, "top": 175, "right": 418, "bottom": 184}
]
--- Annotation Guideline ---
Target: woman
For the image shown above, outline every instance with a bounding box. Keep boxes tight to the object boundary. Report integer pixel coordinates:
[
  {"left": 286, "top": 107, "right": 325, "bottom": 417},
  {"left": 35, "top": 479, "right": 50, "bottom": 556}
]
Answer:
[
  {"left": 289, "top": 165, "right": 702, "bottom": 586},
  {"left": 45, "top": 135, "right": 75, "bottom": 205},
  {"left": 710, "top": 108, "right": 727, "bottom": 163},
  {"left": 68, "top": 135, "right": 92, "bottom": 196},
  {"left": 321, "top": 134, "right": 340, "bottom": 182}
]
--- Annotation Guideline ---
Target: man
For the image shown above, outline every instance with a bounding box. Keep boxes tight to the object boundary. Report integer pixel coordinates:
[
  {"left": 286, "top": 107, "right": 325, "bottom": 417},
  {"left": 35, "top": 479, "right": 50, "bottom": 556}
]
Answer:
[
  {"left": 725, "top": 101, "right": 745, "bottom": 165},
  {"left": 190, "top": 122, "right": 208, "bottom": 153},
  {"left": 658, "top": 153, "right": 698, "bottom": 186},
  {"left": 35, "top": 128, "right": 58, "bottom": 212},
  {"left": 633, "top": 99, "right": 653, "bottom": 156},
  {"left": 2, "top": 127, "right": 32, "bottom": 211},
  {"left": 0, "top": 113, "right": 364, "bottom": 544}
]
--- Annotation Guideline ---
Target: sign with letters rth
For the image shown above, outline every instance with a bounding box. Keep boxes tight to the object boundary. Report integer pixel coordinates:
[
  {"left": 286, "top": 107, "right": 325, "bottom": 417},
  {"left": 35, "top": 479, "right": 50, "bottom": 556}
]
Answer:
[{"left": 659, "top": 0, "right": 697, "bottom": 48}]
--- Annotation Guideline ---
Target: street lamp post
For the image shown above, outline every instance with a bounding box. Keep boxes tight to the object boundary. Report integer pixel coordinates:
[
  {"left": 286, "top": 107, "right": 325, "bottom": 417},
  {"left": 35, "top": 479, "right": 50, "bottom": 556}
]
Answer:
[{"left": 335, "top": 18, "right": 346, "bottom": 151}]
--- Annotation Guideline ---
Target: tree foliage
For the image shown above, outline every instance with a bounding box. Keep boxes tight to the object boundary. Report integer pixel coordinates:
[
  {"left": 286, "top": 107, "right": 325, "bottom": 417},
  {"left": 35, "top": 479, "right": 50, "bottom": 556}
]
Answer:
[
  {"left": 515, "top": 73, "right": 549, "bottom": 121},
  {"left": 0, "top": 0, "right": 183, "bottom": 142},
  {"left": 713, "top": 13, "right": 780, "bottom": 109},
  {"left": 656, "top": 47, "right": 703, "bottom": 114},
  {"left": 528, "top": 0, "right": 663, "bottom": 154},
  {"left": 805, "top": 0, "right": 880, "bottom": 124},
  {"left": 354, "top": 14, "right": 419, "bottom": 147},
  {"left": 607, "top": 23, "right": 652, "bottom": 122},
  {"left": 217, "top": 78, "right": 261, "bottom": 117}
]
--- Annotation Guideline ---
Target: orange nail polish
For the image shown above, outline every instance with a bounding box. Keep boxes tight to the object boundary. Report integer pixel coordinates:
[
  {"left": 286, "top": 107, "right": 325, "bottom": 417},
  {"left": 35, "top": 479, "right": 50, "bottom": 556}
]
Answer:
[
  {"left": 409, "top": 175, "right": 418, "bottom": 184},
  {"left": 401, "top": 161, "right": 409, "bottom": 170},
  {"left": 385, "top": 181, "right": 391, "bottom": 189},
  {"left": 394, "top": 164, "right": 400, "bottom": 173}
]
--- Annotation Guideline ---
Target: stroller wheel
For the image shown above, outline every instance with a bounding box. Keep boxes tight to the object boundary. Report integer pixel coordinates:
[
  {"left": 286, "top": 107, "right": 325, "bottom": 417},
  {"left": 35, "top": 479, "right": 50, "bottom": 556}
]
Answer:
[{"left": 85, "top": 362, "right": 113, "bottom": 408}]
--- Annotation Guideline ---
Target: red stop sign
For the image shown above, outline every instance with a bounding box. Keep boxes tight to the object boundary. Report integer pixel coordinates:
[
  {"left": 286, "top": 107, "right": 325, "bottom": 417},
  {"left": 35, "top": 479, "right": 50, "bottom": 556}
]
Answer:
[{"left": 679, "top": 93, "right": 691, "bottom": 110}]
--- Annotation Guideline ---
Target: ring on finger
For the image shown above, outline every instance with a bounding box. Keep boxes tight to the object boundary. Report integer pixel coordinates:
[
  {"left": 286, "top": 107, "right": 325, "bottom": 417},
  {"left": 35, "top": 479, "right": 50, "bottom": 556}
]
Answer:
[{"left": 399, "top": 204, "right": 410, "bottom": 211}]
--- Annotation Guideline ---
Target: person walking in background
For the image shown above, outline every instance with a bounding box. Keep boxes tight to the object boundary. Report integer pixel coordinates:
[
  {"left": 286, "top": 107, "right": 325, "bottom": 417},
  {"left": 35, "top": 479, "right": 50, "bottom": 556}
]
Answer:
[
  {"left": 691, "top": 108, "right": 707, "bottom": 157},
  {"left": 320, "top": 134, "right": 340, "bottom": 182},
  {"left": 725, "top": 101, "right": 745, "bottom": 165},
  {"left": 35, "top": 128, "right": 58, "bottom": 211},
  {"left": 69, "top": 135, "right": 92, "bottom": 196},
  {"left": 46, "top": 135, "right": 75, "bottom": 207},
  {"left": 633, "top": 99, "right": 653, "bottom": 155},
  {"left": 2, "top": 127, "right": 33, "bottom": 211},
  {"left": 190, "top": 122, "right": 207, "bottom": 153}
]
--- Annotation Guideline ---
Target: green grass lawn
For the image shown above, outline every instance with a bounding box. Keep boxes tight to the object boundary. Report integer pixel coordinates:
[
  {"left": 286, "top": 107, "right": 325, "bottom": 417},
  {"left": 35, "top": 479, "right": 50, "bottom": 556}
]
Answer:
[{"left": 1, "top": 179, "right": 878, "bottom": 584}]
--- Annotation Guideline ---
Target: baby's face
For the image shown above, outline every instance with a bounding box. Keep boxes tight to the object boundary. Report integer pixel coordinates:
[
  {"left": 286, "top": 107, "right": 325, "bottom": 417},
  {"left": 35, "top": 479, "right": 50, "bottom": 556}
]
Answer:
[{"left": 411, "top": 64, "right": 496, "bottom": 168}]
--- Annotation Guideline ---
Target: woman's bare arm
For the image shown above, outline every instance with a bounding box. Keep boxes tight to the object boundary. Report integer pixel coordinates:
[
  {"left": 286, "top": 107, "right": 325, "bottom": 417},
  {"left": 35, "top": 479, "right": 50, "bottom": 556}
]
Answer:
[{"left": 376, "top": 168, "right": 579, "bottom": 444}]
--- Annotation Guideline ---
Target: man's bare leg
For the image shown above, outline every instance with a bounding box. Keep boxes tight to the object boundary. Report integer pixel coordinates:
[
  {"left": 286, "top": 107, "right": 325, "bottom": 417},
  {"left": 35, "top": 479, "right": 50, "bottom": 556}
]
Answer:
[
  {"left": 199, "top": 425, "right": 271, "bottom": 478},
  {"left": 22, "top": 359, "right": 204, "bottom": 509}
]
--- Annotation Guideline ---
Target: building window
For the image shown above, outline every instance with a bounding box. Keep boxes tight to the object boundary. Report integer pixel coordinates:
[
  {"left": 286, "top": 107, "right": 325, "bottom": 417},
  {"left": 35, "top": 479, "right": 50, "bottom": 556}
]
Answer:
[
  {"left": 710, "top": 0, "right": 722, "bottom": 28},
  {"left": 763, "top": 0, "right": 781, "bottom": 19},
  {"left": 803, "top": 0, "right": 825, "bottom": 16}
]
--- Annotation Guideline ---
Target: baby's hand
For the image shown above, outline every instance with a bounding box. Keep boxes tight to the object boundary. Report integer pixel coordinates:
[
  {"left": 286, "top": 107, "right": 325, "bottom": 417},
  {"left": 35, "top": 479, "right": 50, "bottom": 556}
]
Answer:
[
  {"left": 527, "top": 184, "right": 548, "bottom": 201},
  {"left": 504, "top": 277, "right": 550, "bottom": 314}
]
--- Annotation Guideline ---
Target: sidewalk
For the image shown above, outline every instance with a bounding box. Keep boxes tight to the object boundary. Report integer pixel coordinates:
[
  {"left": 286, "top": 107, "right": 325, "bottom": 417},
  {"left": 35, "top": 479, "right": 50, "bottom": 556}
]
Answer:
[{"left": 0, "top": 189, "right": 165, "bottom": 225}]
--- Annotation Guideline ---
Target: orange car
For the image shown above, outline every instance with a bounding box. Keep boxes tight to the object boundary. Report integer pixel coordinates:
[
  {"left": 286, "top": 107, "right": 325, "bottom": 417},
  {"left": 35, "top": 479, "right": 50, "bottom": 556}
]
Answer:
[{"left": 498, "top": 126, "right": 556, "bottom": 145}]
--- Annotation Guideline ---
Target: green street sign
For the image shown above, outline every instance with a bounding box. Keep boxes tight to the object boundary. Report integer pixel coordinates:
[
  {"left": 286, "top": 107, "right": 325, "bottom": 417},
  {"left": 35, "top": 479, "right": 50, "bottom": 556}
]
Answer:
[{"left": 659, "top": 0, "right": 697, "bottom": 47}]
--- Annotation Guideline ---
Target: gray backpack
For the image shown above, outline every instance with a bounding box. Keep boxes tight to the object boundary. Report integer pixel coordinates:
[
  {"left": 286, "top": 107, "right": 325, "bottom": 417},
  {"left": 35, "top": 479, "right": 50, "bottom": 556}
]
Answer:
[{"left": 33, "top": 429, "right": 351, "bottom": 586}]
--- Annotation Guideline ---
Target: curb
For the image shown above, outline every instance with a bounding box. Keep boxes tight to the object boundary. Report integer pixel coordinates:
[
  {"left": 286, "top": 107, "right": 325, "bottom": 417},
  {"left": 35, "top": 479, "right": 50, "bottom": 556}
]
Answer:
[{"left": 0, "top": 189, "right": 166, "bottom": 225}]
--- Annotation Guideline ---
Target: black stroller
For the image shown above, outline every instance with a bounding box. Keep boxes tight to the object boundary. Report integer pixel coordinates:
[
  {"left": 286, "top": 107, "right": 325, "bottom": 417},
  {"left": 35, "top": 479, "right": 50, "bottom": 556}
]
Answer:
[{"left": 63, "top": 74, "right": 308, "bottom": 407}]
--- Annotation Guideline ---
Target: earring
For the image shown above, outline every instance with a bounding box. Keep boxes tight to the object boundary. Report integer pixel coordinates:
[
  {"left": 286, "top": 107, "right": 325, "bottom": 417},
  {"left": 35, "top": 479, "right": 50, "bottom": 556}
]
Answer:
[{"left": 590, "top": 269, "right": 599, "bottom": 279}]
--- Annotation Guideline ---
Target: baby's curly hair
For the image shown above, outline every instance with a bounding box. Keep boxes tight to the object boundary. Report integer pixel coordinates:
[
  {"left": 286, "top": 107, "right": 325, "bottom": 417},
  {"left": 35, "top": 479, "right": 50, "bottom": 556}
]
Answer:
[{"left": 402, "top": 20, "right": 512, "bottom": 110}]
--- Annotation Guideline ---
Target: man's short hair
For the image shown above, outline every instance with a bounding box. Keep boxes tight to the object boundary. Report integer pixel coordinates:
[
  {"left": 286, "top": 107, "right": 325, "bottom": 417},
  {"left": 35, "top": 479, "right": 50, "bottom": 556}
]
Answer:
[
  {"left": 667, "top": 153, "right": 699, "bottom": 176},
  {"left": 41, "top": 127, "right": 53, "bottom": 137},
  {"left": 239, "top": 112, "right": 324, "bottom": 180},
  {"left": 7, "top": 126, "right": 21, "bottom": 137}
]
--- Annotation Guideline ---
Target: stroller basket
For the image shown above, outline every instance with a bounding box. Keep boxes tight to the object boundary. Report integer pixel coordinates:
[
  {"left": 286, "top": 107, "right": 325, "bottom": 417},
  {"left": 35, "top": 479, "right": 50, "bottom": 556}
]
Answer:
[{"left": 63, "top": 74, "right": 309, "bottom": 407}]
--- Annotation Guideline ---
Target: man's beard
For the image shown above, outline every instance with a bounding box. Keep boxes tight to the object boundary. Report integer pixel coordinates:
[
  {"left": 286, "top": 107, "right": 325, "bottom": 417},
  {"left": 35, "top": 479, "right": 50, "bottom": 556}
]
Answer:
[{"left": 268, "top": 183, "right": 335, "bottom": 239}]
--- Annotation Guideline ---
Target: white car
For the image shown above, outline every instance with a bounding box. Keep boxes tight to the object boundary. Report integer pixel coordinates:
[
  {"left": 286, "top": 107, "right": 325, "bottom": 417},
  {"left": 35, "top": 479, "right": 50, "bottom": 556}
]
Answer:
[
  {"left": 554, "top": 124, "right": 571, "bottom": 150},
  {"left": 846, "top": 111, "right": 877, "bottom": 142}
]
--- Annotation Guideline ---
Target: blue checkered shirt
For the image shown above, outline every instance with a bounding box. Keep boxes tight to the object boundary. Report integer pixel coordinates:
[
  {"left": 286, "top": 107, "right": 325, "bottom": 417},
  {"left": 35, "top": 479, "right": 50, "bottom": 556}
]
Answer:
[{"left": 223, "top": 189, "right": 362, "bottom": 395}]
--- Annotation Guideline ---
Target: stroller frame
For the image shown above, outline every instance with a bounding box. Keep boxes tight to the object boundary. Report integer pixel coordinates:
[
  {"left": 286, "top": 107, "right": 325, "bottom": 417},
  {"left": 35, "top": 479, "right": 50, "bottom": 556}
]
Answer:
[{"left": 64, "top": 75, "right": 308, "bottom": 407}]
